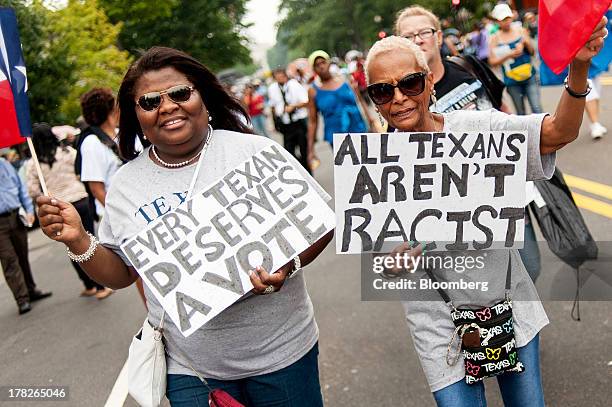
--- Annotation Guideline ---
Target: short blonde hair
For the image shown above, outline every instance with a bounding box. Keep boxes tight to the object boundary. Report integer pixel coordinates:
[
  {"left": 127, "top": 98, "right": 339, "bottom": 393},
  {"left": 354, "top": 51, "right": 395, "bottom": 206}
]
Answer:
[
  {"left": 364, "top": 36, "right": 429, "bottom": 84},
  {"left": 394, "top": 5, "right": 441, "bottom": 35}
]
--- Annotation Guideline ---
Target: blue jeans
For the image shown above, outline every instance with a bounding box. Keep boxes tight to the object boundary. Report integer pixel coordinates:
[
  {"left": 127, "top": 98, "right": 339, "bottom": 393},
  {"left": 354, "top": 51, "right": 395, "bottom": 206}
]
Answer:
[
  {"left": 251, "top": 114, "right": 270, "bottom": 137},
  {"left": 166, "top": 343, "right": 323, "bottom": 407},
  {"left": 433, "top": 334, "right": 544, "bottom": 407},
  {"left": 519, "top": 217, "right": 541, "bottom": 282},
  {"left": 507, "top": 76, "right": 543, "bottom": 115}
]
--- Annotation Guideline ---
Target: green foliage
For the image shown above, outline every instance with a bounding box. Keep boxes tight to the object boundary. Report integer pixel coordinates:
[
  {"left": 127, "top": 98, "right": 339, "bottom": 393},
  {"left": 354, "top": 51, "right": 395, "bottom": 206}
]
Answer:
[
  {"left": 50, "top": 0, "right": 132, "bottom": 121},
  {"left": 0, "top": 0, "right": 73, "bottom": 123},
  {"left": 277, "top": 0, "right": 488, "bottom": 58},
  {"left": 100, "top": 0, "right": 252, "bottom": 72},
  {"left": 266, "top": 26, "right": 303, "bottom": 69}
]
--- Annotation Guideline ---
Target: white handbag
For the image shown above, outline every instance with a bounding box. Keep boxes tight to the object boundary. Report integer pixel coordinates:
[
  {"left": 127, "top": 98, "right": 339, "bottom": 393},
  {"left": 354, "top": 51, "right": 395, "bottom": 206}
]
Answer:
[
  {"left": 128, "top": 315, "right": 166, "bottom": 407},
  {"left": 126, "top": 131, "right": 212, "bottom": 406}
]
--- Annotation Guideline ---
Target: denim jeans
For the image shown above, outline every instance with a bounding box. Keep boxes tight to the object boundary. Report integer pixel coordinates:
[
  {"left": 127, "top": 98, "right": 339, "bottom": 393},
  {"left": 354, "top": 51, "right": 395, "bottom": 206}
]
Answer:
[
  {"left": 519, "top": 217, "right": 541, "bottom": 282},
  {"left": 433, "top": 334, "right": 544, "bottom": 407},
  {"left": 251, "top": 114, "right": 270, "bottom": 138},
  {"left": 507, "top": 76, "right": 543, "bottom": 115},
  {"left": 166, "top": 343, "right": 323, "bottom": 407}
]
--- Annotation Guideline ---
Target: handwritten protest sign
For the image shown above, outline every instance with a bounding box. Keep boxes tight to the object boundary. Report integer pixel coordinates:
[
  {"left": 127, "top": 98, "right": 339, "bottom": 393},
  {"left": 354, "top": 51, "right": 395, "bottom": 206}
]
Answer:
[
  {"left": 121, "top": 145, "right": 335, "bottom": 337},
  {"left": 333, "top": 132, "right": 527, "bottom": 254}
]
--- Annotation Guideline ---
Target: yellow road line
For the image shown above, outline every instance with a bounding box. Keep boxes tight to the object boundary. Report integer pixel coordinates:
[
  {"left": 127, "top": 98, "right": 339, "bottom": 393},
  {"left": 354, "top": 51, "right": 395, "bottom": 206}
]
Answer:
[
  {"left": 564, "top": 174, "right": 612, "bottom": 200},
  {"left": 600, "top": 76, "right": 612, "bottom": 85},
  {"left": 571, "top": 192, "right": 612, "bottom": 219}
]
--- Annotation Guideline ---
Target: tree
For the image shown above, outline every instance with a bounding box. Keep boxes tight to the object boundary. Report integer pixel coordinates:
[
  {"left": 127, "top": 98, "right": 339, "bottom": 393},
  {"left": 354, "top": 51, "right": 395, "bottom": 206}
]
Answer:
[
  {"left": 277, "top": 0, "right": 488, "bottom": 58},
  {"left": 50, "top": 0, "right": 132, "bottom": 121},
  {"left": 99, "top": 0, "right": 252, "bottom": 72},
  {"left": 1, "top": 0, "right": 73, "bottom": 124},
  {"left": 266, "top": 26, "right": 303, "bottom": 69}
]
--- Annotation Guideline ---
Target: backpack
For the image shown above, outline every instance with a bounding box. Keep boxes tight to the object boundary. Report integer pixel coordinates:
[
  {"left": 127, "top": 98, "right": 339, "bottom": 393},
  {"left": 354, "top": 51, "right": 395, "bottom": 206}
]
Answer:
[{"left": 446, "top": 55, "right": 505, "bottom": 110}]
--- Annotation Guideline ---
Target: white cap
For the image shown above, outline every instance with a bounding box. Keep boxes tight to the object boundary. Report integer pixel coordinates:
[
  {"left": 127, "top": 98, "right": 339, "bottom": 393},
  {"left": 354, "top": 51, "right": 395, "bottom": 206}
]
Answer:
[
  {"left": 51, "top": 125, "right": 81, "bottom": 141},
  {"left": 491, "top": 4, "right": 513, "bottom": 21}
]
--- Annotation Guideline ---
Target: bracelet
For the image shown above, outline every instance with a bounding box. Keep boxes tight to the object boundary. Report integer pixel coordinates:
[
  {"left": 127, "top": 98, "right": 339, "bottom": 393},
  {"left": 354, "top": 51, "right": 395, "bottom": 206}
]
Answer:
[
  {"left": 286, "top": 255, "right": 301, "bottom": 279},
  {"left": 66, "top": 232, "right": 98, "bottom": 263},
  {"left": 564, "top": 76, "right": 591, "bottom": 98}
]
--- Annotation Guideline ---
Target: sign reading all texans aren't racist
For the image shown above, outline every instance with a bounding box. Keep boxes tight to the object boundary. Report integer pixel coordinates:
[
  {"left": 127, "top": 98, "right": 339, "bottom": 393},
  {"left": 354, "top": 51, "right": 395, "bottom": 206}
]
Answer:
[
  {"left": 333, "top": 132, "right": 527, "bottom": 254},
  {"left": 121, "top": 145, "right": 335, "bottom": 337}
]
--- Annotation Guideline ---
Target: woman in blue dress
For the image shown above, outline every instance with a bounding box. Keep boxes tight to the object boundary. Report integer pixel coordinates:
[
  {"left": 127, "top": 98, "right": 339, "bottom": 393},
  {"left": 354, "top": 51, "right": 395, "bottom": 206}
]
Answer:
[{"left": 306, "top": 50, "right": 375, "bottom": 167}]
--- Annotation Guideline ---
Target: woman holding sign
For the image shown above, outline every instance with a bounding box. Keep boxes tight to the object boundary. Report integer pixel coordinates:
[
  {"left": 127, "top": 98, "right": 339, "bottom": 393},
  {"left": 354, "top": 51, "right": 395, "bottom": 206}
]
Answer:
[
  {"left": 36, "top": 47, "right": 333, "bottom": 406},
  {"left": 363, "top": 18, "right": 607, "bottom": 407}
]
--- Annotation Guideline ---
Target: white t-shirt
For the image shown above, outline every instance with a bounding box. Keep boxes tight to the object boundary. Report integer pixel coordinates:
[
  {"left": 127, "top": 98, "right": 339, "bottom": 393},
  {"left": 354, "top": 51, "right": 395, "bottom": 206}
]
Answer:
[
  {"left": 402, "top": 109, "right": 554, "bottom": 392},
  {"left": 79, "top": 135, "right": 122, "bottom": 216},
  {"left": 268, "top": 79, "right": 309, "bottom": 124},
  {"left": 98, "top": 130, "right": 331, "bottom": 380}
]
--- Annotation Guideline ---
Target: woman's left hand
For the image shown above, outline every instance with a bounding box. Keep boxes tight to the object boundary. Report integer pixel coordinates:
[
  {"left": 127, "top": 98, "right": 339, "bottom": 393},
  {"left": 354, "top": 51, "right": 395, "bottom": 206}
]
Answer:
[
  {"left": 249, "top": 265, "right": 289, "bottom": 295},
  {"left": 574, "top": 16, "right": 608, "bottom": 62}
]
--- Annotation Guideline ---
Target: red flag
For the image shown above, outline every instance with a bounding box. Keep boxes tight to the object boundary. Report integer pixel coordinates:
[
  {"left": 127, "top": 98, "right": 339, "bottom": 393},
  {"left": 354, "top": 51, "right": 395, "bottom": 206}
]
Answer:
[
  {"left": 0, "top": 7, "right": 30, "bottom": 148},
  {"left": 539, "top": 0, "right": 612, "bottom": 74},
  {"left": 0, "top": 70, "right": 23, "bottom": 148}
]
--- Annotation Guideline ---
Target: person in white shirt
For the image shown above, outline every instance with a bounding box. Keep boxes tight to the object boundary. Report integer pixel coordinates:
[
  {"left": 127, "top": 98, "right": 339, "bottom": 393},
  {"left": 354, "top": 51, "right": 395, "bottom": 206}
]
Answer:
[
  {"left": 268, "top": 68, "right": 311, "bottom": 173},
  {"left": 76, "top": 88, "right": 123, "bottom": 218}
]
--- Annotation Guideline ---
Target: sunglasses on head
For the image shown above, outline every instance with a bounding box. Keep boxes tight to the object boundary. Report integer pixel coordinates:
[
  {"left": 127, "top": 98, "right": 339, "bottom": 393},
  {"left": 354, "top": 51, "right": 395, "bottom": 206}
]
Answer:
[
  {"left": 136, "top": 84, "right": 195, "bottom": 111},
  {"left": 367, "top": 72, "right": 427, "bottom": 105}
]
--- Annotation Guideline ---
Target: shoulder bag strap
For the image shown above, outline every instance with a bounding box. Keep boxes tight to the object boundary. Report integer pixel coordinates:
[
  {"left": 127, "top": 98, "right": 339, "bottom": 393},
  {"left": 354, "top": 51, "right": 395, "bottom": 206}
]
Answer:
[
  {"left": 446, "top": 56, "right": 503, "bottom": 109},
  {"left": 424, "top": 267, "right": 454, "bottom": 306},
  {"left": 505, "top": 251, "right": 512, "bottom": 301},
  {"left": 278, "top": 83, "right": 294, "bottom": 122},
  {"left": 154, "top": 126, "right": 216, "bottom": 388},
  {"left": 155, "top": 126, "right": 210, "bottom": 329},
  {"left": 446, "top": 56, "right": 478, "bottom": 79},
  {"left": 425, "top": 252, "right": 513, "bottom": 306}
]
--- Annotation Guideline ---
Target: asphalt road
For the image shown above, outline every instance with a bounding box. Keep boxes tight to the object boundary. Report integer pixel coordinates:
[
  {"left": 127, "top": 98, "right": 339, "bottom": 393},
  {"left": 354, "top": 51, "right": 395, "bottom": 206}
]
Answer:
[{"left": 1, "top": 83, "right": 611, "bottom": 407}]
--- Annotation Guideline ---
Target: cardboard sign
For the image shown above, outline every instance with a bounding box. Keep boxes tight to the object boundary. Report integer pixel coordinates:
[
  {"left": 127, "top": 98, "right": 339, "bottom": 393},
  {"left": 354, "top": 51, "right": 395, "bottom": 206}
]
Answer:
[
  {"left": 121, "top": 145, "right": 335, "bottom": 337},
  {"left": 333, "top": 132, "right": 527, "bottom": 254}
]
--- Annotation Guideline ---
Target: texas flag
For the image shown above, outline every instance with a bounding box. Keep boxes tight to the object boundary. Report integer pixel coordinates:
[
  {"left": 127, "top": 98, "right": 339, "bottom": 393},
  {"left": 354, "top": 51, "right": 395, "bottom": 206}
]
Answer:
[
  {"left": 539, "top": 0, "right": 612, "bottom": 74},
  {"left": 0, "top": 7, "right": 31, "bottom": 148}
]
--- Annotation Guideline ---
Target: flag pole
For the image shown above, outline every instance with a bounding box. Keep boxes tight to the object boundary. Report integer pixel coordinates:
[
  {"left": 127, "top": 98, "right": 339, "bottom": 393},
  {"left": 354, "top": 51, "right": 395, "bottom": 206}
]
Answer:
[{"left": 26, "top": 137, "right": 49, "bottom": 196}]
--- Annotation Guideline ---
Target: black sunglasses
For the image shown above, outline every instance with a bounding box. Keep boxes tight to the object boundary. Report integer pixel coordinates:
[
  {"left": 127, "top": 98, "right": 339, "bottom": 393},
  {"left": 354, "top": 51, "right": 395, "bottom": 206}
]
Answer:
[
  {"left": 367, "top": 72, "right": 427, "bottom": 105},
  {"left": 136, "top": 84, "right": 195, "bottom": 111}
]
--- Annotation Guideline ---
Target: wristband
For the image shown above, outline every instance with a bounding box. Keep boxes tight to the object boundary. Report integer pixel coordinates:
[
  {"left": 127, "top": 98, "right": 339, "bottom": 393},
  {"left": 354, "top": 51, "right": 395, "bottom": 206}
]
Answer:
[{"left": 564, "top": 76, "right": 591, "bottom": 98}]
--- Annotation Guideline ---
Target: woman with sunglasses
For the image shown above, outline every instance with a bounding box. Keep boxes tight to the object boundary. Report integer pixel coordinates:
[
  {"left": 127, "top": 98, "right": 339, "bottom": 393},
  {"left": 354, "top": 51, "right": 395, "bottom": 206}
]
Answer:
[
  {"left": 306, "top": 50, "right": 375, "bottom": 170},
  {"left": 364, "top": 25, "right": 606, "bottom": 407},
  {"left": 36, "top": 47, "right": 333, "bottom": 406}
]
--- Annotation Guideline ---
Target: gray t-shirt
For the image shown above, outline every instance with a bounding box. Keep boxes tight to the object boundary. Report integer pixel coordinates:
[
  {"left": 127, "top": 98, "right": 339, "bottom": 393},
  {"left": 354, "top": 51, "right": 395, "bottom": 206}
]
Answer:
[
  {"left": 402, "top": 109, "right": 554, "bottom": 392},
  {"left": 99, "top": 130, "right": 331, "bottom": 380}
]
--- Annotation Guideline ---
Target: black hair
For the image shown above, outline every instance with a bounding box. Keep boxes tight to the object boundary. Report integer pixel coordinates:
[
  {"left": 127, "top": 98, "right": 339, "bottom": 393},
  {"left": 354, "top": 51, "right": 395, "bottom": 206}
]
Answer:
[
  {"left": 117, "top": 46, "right": 253, "bottom": 160},
  {"left": 31, "top": 123, "right": 60, "bottom": 168},
  {"left": 80, "top": 88, "right": 115, "bottom": 126}
]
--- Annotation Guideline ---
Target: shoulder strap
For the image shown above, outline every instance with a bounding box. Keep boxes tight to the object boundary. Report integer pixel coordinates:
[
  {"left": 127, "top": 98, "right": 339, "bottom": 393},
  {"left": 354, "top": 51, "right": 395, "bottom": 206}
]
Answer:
[
  {"left": 90, "top": 126, "right": 126, "bottom": 164},
  {"left": 446, "top": 56, "right": 504, "bottom": 109},
  {"left": 446, "top": 56, "right": 479, "bottom": 82},
  {"left": 278, "top": 83, "right": 295, "bottom": 122},
  {"left": 426, "top": 251, "right": 512, "bottom": 305},
  {"left": 424, "top": 267, "right": 453, "bottom": 304}
]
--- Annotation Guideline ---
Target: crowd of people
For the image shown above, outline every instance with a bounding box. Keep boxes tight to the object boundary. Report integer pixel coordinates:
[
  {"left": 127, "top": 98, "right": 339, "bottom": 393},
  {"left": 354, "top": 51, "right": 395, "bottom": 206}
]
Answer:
[{"left": 0, "top": 1, "right": 609, "bottom": 406}]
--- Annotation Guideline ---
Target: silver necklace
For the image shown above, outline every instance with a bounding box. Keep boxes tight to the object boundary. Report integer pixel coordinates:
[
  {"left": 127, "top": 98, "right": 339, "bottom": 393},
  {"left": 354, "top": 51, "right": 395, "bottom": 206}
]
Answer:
[{"left": 151, "top": 124, "right": 213, "bottom": 168}]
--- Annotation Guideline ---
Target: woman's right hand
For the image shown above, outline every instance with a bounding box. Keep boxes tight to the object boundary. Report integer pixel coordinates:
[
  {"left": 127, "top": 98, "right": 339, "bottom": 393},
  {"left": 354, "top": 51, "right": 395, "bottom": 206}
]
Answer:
[{"left": 36, "top": 196, "right": 87, "bottom": 244}]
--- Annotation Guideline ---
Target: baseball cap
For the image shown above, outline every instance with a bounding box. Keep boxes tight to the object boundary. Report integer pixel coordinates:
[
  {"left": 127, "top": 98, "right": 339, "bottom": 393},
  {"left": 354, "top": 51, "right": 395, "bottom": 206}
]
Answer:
[{"left": 491, "top": 4, "right": 514, "bottom": 21}]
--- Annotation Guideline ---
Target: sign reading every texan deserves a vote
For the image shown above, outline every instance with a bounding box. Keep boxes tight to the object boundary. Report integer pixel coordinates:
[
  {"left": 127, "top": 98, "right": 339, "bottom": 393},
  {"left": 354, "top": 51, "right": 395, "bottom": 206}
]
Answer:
[
  {"left": 121, "top": 145, "right": 335, "bottom": 337},
  {"left": 333, "top": 132, "right": 527, "bottom": 254}
]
